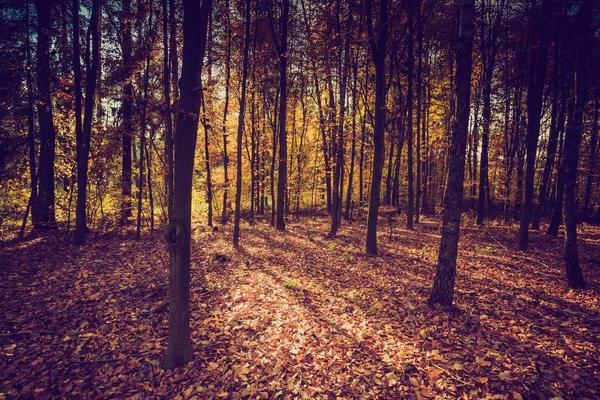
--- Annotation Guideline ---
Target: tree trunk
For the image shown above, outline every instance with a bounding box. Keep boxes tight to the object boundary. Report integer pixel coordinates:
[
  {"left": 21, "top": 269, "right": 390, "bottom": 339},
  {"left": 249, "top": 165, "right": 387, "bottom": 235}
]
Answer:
[
  {"left": 406, "top": 0, "right": 415, "bottom": 229},
  {"left": 276, "top": 0, "right": 290, "bottom": 231},
  {"left": 562, "top": 0, "right": 592, "bottom": 289},
  {"left": 519, "top": 0, "right": 550, "bottom": 250},
  {"left": 233, "top": 0, "right": 251, "bottom": 248},
  {"left": 365, "top": 0, "right": 388, "bottom": 255},
  {"left": 164, "top": 0, "right": 211, "bottom": 370},
  {"left": 135, "top": 7, "right": 153, "bottom": 241},
  {"left": 222, "top": 0, "right": 232, "bottom": 223},
  {"left": 34, "top": 0, "right": 57, "bottom": 230},
  {"left": 163, "top": 0, "right": 174, "bottom": 218},
  {"left": 428, "top": 0, "right": 475, "bottom": 307},
  {"left": 121, "top": 0, "right": 133, "bottom": 225},
  {"left": 74, "top": 0, "right": 102, "bottom": 245}
]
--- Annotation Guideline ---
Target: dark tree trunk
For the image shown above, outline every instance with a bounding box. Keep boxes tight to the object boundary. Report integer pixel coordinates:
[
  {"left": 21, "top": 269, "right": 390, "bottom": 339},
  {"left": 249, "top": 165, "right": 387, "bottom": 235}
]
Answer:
[
  {"left": 345, "top": 63, "right": 358, "bottom": 220},
  {"left": 164, "top": 0, "right": 211, "bottom": 370},
  {"left": 562, "top": 0, "right": 592, "bottom": 289},
  {"left": 428, "top": 0, "right": 475, "bottom": 307},
  {"left": 163, "top": 0, "right": 174, "bottom": 218},
  {"left": 276, "top": 0, "right": 290, "bottom": 231},
  {"left": 406, "top": 0, "right": 415, "bottom": 229},
  {"left": 121, "top": 0, "right": 133, "bottom": 225},
  {"left": 233, "top": 0, "right": 251, "bottom": 248},
  {"left": 22, "top": 0, "right": 38, "bottom": 235},
  {"left": 416, "top": 2, "right": 423, "bottom": 223},
  {"left": 74, "top": 0, "right": 102, "bottom": 245},
  {"left": 519, "top": 0, "right": 550, "bottom": 250},
  {"left": 135, "top": 7, "right": 153, "bottom": 241},
  {"left": 531, "top": 22, "right": 562, "bottom": 230},
  {"left": 34, "top": 0, "right": 57, "bottom": 230},
  {"left": 329, "top": 0, "right": 353, "bottom": 236},
  {"left": 365, "top": 0, "right": 388, "bottom": 255}
]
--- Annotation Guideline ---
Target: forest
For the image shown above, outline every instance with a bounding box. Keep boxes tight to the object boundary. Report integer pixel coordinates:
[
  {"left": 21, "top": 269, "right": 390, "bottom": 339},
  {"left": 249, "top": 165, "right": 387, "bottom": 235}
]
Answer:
[{"left": 1, "top": 0, "right": 599, "bottom": 398}]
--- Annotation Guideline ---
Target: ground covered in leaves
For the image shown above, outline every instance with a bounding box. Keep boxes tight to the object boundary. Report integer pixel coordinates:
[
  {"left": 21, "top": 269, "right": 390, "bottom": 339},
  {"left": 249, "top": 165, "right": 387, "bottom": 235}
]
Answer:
[{"left": 1, "top": 212, "right": 600, "bottom": 399}]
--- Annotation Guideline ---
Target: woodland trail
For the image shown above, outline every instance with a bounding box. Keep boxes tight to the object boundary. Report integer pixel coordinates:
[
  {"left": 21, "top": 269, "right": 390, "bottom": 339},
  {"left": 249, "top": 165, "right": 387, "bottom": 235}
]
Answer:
[{"left": 1, "top": 214, "right": 599, "bottom": 399}]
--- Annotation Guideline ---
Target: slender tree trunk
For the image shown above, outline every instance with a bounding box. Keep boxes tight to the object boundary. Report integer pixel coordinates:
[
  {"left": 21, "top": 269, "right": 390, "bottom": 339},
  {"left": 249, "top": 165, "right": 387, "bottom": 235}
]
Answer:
[
  {"left": 121, "top": 0, "right": 133, "bottom": 225},
  {"left": 233, "top": 0, "right": 251, "bottom": 248},
  {"left": 519, "top": 0, "right": 550, "bottom": 250},
  {"left": 34, "top": 0, "right": 57, "bottom": 230},
  {"left": 345, "top": 62, "right": 359, "bottom": 220},
  {"left": 406, "top": 0, "right": 415, "bottom": 229},
  {"left": 222, "top": 0, "right": 232, "bottom": 223},
  {"left": 428, "top": 0, "right": 475, "bottom": 307},
  {"left": 416, "top": 2, "right": 423, "bottom": 223},
  {"left": 136, "top": 7, "right": 153, "bottom": 241},
  {"left": 74, "top": 0, "right": 102, "bottom": 245},
  {"left": 164, "top": 0, "right": 211, "bottom": 370},
  {"left": 163, "top": 0, "right": 174, "bottom": 218},
  {"left": 276, "top": 0, "right": 290, "bottom": 231},
  {"left": 365, "top": 0, "right": 388, "bottom": 255}
]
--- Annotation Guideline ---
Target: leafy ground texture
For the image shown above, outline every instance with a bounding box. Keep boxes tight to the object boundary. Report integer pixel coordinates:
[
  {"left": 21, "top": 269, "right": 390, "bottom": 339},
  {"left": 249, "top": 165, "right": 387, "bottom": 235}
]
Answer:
[{"left": 1, "top": 213, "right": 600, "bottom": 399}]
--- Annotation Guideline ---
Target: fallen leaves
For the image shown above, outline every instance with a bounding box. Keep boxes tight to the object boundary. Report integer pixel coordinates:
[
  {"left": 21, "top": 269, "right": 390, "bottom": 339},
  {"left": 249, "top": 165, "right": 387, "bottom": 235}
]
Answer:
[{"left": 0, "top": 216, "right": 599, "bottom": 398}]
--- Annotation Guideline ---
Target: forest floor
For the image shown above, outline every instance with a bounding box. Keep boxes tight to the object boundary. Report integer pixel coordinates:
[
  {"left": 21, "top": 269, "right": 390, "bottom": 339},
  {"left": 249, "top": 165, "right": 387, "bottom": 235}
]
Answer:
[{"left": 1, "top": 212, "right": 600, "bottom": 399}]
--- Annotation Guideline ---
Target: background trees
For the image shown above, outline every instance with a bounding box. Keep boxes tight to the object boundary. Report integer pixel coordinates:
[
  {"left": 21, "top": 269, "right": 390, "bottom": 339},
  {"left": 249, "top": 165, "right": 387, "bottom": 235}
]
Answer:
[{"left": 0, "top": 0, "right": 598, "bottom": 299}]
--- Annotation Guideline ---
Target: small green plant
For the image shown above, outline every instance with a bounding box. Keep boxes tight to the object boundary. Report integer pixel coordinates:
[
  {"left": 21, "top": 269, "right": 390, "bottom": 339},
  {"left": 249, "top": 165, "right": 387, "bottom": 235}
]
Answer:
[
  {"left": 474, "top": 244, "right": 492, "bottom": 255},
  {"left": 327, "top": 244, "right": 335, "bottom": 251},
  {"left": 283, "top": 280, "right": 300, "bottom": 290}
]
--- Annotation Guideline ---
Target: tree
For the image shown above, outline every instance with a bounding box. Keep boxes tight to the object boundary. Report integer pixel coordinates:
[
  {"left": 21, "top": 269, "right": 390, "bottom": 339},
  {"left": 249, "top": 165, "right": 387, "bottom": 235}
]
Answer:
[
  {"left": 121, "top": 0, "right": 133, "bottom": 225},
  {"left": 518, "top": 0, "right": 550, "bottom": 250},
  {"left": 562, "top": 0, "right": 592, "bottom": 289},
  {"left": 33, "top": 0, "right": 57, "bottom": 230},
  {"left": 276, "top": 0, "right": 290, "bottom": 231},
  {"left": 233, "top": 0, "right": 252, "bottom": 248},
  {"left": 163, "top": 0, "right": 174, "bottom": 218},
  {"left": 364, "top": 0, "right": 388, "bottom": 256},
  {"left": 406, "top": 0, "right": 415, "bottom": 229},
  {"left": 74, "top": 0, "right": 102, "bottom": 246},
  {"left": 428, "top": 0, "right": 475, "bottom": 307},
  {"left": 164, "top": 0, "right": 212, "bottom": 369}
]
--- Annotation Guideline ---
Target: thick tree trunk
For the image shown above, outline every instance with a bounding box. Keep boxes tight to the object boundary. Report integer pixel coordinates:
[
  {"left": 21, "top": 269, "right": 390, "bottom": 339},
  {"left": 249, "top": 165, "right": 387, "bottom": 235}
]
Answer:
[
  {"left": 428, "top": 0, "right": 475, "bottom": 307},
  {"left": 233, "top": 0, "right": 251, "bottom": 248},
  {"left": 276, "top": 0, "right": 290, "bottom": 231},
  {"left": 34, "top": 0, "right": 57, "bottom": 230},
  {"left": 74, "top": 0, "right": 102, "bottom": 246},
  {"left": 519, "top": 0, "right": 550, "bottom": 250},
  {"left": 365, "top": 0, "right": 388, "bottom": 255},
  {"left": 121, "top": 0, "right": 133, "bottom": 225},
  {"left": 164, "top": 0, "right": 211, "bottom": 370},
  {"left": 562, "top": 0, "right": 592, "bottom": 289}
]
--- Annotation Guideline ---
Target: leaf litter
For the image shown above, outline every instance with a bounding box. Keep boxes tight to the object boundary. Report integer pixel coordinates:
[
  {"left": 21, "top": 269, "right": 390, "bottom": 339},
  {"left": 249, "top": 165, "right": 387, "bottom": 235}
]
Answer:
[{"left": 1, "top": 214, "right": 599, "bottom": 399}]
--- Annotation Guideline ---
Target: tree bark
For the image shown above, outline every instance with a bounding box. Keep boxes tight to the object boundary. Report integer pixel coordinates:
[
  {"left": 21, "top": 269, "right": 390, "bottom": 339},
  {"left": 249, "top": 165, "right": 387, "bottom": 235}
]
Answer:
[
  {"left": 121, "top": 0, "right": 133, "bottom": 225},
  {"left": 428, "top": 0, "right": 475, "bottom": 307},
  {"left": 519, "top": 0, "right": 550, "bottom": 250},
  {"left": 406, "top": 0, "right": 415, "bottom": 229},
  {"left": 276, "top": 0, "right": 290, "bottom": 231},
  {"left": 233, "top": 0, "right": 251, "bottom": 248},
  {"left": 222, "top": 0, "right": 232, "bottom": 223},
  {"left": 74, "top": 0, "right": 102, "bottom": 245},
  {"left": 365, "top": 0, "right": 388, "bottom": 255},
  {"left": 562, "top": 0, "right": 592, "bottom": 289},
  {"left": 34, "top": 0, "right": 57, "bottom": 230},
  {"left": 164, "top": 0, "right": 211, "bottom": 370},
  {"left": 582, "top": 99, "right": 599, "bottom": 221},
  {"left": 163, "top": 0, "right": 174, "bottom": 218}
]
